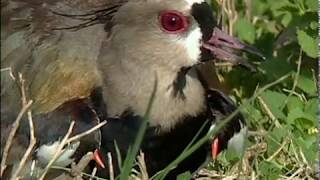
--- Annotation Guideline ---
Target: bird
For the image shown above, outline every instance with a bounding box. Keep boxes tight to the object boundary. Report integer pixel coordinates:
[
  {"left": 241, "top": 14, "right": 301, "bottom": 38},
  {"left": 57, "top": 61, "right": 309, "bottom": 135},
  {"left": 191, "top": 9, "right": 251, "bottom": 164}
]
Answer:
[
  {"left": 92, "top": 0, "right": 264, "bottom": 178},
  {"left": 1, "top": 0, "right": 264, "bottom": 179}
]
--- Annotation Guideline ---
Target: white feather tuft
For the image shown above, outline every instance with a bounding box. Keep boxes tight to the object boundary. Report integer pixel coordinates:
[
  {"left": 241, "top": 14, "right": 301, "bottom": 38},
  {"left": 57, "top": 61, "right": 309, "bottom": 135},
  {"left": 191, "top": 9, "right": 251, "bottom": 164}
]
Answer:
[{"left": 36, "top": 141, "right": 80, "bottom": 167}]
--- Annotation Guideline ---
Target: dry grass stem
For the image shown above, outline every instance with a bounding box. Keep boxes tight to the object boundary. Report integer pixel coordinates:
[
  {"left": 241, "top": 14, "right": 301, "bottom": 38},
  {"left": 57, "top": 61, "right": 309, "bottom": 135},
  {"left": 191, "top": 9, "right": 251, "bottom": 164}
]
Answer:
[
  {"left": 257, "top": 96, "right": 281, "bottom": 128},
  {"left": 10, "top": 108, "right": 36, "bottom": 180},
  {"left": 1, "top": 74, "right": 35, "bottom": 178},
  {"left": 11, "top": 75, "right": 37, "bottom": 180},
  {"left": 266, "top": 138, "right": 288, "bottom": 161},
  {"left": 137, "top": 151, "right": 148, "bottom": 180},
  {"left": 53, "top": 152, "right": 93, "bottom": 180},
  {"left": 0, "top": 100, "right": 33, "bottom": 177},
  {"left": 67, "top": 120, "right": 107, "bottom": 144},
  {"left": 0, "top": 67, "right": 15, "bottom": 80},
  {"left": 0, "top": 67, "right": 12, "bottom": 72},
  {"left": 89, "top": 167, "right": 97, "bottom": 180},
  {"left": 107, "top": 152, "right": 114, "bottom": 180},
  {"left": 286, "top": 167, "right": 304, "bottom": 180},
  {"left": 217, "top": 0, "right": 238, "bottom": 35},
  {"left": 72, "top": 152, "right": 94, "bottom": 175}
]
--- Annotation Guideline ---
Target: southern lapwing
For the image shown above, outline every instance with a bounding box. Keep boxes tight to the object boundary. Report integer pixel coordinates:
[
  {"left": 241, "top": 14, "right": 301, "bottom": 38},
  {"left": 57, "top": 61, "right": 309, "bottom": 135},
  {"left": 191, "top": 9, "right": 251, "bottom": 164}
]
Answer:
[{"left": 94, "top": 0, "right": 263, "bottom": 178}]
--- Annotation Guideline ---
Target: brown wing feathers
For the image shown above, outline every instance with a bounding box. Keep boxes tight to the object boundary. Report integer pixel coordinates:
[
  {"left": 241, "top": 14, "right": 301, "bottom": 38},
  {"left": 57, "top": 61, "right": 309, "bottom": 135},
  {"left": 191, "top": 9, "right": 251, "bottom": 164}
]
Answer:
[{"left": 1, "top": 0, "right": 125, "bottom": 114}]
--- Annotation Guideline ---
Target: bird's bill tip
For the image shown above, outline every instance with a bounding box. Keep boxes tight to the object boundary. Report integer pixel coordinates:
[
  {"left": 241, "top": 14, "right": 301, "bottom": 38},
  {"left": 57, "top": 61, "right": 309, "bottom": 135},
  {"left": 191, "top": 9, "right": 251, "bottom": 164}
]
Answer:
[
  {"left": 211, "top": 138, "right": 220, "bottom": 159},
  {"left": 93, "top": 149, "right": 106, "bottom": 169},
  {"left": 201, "top": 27, "right": 265, "bottom": 71}
]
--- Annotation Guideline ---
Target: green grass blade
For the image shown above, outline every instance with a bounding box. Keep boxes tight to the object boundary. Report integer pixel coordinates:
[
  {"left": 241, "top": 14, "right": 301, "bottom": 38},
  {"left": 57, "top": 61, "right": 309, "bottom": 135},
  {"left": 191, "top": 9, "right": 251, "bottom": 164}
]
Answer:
[{"left": 119, "top": 77, "right": 158, "bottom": 180}]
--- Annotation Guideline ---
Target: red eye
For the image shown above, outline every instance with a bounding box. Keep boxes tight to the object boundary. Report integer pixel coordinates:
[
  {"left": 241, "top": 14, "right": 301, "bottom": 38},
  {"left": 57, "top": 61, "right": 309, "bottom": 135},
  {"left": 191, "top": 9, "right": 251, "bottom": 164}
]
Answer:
[{"left": 159, "top": 10, "right": 189, "bottom": 33}]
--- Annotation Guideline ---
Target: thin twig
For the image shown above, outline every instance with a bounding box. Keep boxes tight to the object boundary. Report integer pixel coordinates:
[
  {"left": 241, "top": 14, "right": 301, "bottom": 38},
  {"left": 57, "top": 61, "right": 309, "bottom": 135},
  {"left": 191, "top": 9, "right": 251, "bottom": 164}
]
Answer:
[
  {"left": 298, "top": 148, "right": 309, "bottom": 166},
  {"left": 10, "top": 107, "right": 36, "bottom": 180},
  {"left": 89, "top": 167, "right": 97, "bottom": 180},
  {"left": 266, "top": 138, "right": 288, "bottom": 161},
  {"left": 3, "top": 74, "right": 37, "bottom": 179},
  {"left": 290, "top": 139, "right": 303, "bottom": 165},
  {"left": 0, "top": 101, "right": 33, "bottom": 177},
  {"left": 39, "top": 121, "right": 76, "bottom": 180},
  {"left": 257, "top": 96, "right": 281, "bottom": 128},
  {"left": 1, "top": 73, "right": 34, "bottom": 177},
  {"left": 244, "top": 0, "right": 252, "bottom": 20},
  {"left": 287, "top": 167, "right": 304, "bottom": 180},
  {"left": 51, "top": 166, "right": 107, "bottom": 180},
  {"left": 0, "top": 67, "right": 16, "bottom": 80},
  {"left": 108, "top": 152, "right": 114, "bottom": 180},
  {"left": 137, "top": 151, "right": 148, "bottom": 180},
  {"left": 0, "top": 67, "right": 12, "bottom": 72},
  {"left": 67, "top": 120, "right": 107, "bottom": 144},
  {"left": 281, "top": 49, "right": 303, "bottom": 108},
  {"left": 19, "top": 73, "right": 27, "bottom": 105},
  {"left": 248, "top": 130, "right": 268, "bottom": 137},
  {"left": 282, "top": 88, "right": 307, "bottom": 102},
  {"left": 10, "top": 75, "right": 37, "bottom": 179},
  {"left": 70, "top": 152, "right": 94, "bottom": 178},
  {"left": 250, "top": 170, "right": 255, "bottom": 180}
]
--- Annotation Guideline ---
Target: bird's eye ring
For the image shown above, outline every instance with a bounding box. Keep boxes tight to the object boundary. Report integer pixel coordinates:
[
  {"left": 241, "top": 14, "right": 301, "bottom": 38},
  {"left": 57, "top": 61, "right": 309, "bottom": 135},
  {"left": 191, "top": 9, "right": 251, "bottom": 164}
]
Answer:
[{"left": 159, "top": 10, "right": 189, "bottom": 33}]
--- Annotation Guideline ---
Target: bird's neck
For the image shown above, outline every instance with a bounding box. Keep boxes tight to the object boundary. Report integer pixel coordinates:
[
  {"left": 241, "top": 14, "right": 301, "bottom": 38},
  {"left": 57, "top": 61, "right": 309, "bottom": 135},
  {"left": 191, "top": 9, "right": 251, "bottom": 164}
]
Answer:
[{"left": 101, "top": 63, "right": 206, "bottom": 132}]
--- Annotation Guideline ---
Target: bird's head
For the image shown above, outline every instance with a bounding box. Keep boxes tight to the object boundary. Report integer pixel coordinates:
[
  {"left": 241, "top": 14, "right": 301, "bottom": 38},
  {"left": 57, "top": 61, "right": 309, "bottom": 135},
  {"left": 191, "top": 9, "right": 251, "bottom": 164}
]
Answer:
[
  {"left": 101, "top": 0, "right": 264, "bottom": 73},
  {"left": 97, "top": 0, "right": 264, "bottom": 129}
]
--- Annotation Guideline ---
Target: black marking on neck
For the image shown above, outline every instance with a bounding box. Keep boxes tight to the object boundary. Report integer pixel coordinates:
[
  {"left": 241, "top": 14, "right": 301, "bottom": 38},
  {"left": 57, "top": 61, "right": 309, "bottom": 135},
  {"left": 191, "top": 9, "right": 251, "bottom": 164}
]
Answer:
[
  {"left": 192, "top": 2, "right": 216, "bottom": 61},
  {"left": 170, "top": 67, "right": 191, "bottom": 99}
]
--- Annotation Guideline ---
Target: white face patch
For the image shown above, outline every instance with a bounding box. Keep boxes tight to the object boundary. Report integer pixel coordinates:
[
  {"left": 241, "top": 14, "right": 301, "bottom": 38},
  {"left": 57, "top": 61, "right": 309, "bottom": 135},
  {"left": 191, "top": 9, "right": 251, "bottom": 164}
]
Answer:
[
  {"left": 179, "top": 27, "right": 202, "bottom": 64},
  {"left": 180, "top": 0, "right": 205, "bottom": 64},
  {"left": 184, "top": 0, "right": 205, "bottom": 6}
]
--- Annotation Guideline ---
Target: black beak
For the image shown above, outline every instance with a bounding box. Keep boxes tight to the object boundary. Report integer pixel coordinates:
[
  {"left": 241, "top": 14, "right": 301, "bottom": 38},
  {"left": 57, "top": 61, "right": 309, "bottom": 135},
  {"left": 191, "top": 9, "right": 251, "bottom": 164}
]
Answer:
[{"left": 202, "top": 28, "right": 266, "bottom": 71}]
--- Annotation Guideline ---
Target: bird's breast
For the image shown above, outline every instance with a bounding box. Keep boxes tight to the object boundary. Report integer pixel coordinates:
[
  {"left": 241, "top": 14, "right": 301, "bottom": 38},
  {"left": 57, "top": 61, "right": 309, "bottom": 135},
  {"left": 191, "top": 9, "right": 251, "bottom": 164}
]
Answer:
[
  {"left": 148, "top": 75, "right": 206, "bottom": 131},
  {"left": 103, "top": 70, "right": 206, "bottom": 132}
]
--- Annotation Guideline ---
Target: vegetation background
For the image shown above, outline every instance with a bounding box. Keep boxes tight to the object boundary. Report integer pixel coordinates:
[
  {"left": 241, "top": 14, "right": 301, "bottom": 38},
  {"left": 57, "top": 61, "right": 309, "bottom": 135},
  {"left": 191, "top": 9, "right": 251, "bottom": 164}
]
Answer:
[{"left": 194, "top": 0, "right": 318, "bottom": 179}]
